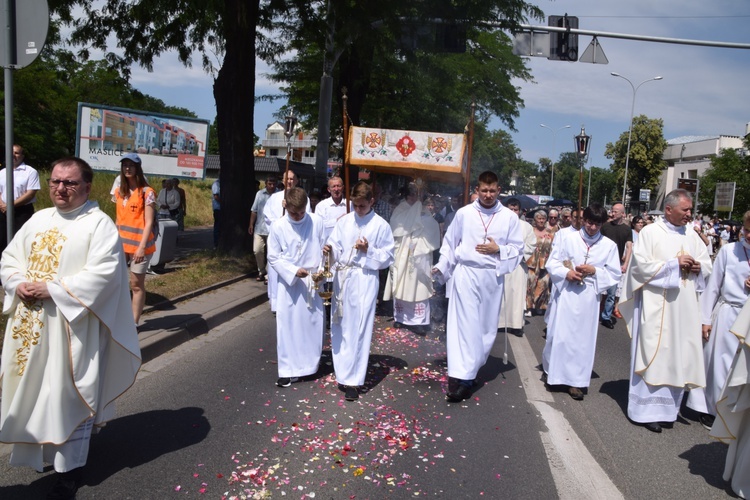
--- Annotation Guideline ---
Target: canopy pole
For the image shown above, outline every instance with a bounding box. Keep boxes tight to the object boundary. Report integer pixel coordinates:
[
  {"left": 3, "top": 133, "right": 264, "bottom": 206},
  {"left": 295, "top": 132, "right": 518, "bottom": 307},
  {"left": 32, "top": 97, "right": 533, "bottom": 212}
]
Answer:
[
  {"left": 464, "top": 101, "right": 476, "bottom": 204},
  {"left": 342, "top": 87, "right": 351, "bottom": 213}
]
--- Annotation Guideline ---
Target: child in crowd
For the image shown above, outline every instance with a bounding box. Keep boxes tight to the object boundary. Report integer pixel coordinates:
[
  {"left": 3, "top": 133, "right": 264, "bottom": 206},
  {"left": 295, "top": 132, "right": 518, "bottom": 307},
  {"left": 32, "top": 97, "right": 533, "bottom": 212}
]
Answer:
[
  {"left": 324, "top": 181, "right": 395, "bottom": 401},
  {"left": 267, "top": 187, "right": 327, "bottom": 388}
]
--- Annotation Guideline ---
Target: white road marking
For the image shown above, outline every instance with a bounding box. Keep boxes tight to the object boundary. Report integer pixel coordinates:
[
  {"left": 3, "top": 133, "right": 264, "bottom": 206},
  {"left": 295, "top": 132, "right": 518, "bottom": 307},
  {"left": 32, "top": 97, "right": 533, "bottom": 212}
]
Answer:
[{"left": 507, "top": 333, "right": 624, "bottom": 499}]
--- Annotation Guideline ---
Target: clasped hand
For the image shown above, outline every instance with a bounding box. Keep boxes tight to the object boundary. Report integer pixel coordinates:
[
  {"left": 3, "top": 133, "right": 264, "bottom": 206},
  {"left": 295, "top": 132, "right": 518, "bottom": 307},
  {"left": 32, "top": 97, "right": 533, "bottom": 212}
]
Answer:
[
  {"left": 677, "top": 255, "right": 701, "bottom": 274},
  {"left": 475, "top": 236, "right": 499, "bottom": 255},
  {"left": 17, "top": 281, "right": 50, "bottom": 301}
]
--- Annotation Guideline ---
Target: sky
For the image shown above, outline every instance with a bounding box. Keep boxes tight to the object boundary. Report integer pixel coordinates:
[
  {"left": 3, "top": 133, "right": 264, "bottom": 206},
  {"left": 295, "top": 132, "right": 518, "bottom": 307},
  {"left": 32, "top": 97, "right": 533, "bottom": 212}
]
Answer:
[{"left": 128, "top": 1, "right": 750, "bottom": 175}]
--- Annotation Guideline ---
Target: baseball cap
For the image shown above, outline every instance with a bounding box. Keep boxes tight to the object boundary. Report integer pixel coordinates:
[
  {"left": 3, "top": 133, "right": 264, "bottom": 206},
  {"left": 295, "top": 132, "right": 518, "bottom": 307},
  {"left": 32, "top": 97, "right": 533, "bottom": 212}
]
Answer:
[{"left": 120, "top": 152, "right": 142, "bottom": 164}]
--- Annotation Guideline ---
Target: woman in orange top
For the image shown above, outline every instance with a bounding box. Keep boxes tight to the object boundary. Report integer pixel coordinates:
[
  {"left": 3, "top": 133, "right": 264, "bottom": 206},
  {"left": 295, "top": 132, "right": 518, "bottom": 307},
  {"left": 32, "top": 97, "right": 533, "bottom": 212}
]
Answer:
[{"left": 114, "top": 153, "right": 157, "bottom": 324}]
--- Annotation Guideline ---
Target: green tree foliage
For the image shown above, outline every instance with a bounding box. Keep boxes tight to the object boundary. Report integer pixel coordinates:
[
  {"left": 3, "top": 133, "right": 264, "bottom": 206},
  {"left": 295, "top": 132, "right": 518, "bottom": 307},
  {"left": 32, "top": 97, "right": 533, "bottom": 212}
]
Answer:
[
  {"left": 604, "top": 115, "right": 668, "bottom": 204},
  {"left": 51, "top": 0, "right": 257, "bottom": 254},
  {"left": 586, "top": 166, "right": 619, "bottom": 207},
  {"left": 697, "top": 137, "right": 750, "bottom": 217},
  {"left": 263, "top": 0, "right": 543, "bottom": 158},
  {"left": 0, "top": 47, "right": 196, "bottom": 170},
  {"left": 50, "top": 0, "right": 541, "bottom": 253}
]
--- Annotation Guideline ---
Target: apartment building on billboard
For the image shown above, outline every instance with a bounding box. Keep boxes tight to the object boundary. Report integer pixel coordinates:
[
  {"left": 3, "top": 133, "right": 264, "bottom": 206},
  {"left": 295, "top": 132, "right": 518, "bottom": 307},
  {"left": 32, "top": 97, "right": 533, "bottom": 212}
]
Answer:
[{"left": 87, "top": 108, "right": 200, "bottom": 156}]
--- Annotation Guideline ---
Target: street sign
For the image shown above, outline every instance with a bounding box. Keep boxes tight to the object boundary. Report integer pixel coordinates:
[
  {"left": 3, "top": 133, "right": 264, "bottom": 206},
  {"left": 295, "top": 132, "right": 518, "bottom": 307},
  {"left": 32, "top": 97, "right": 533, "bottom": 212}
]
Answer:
[
  {"left": 714, "top": 181, "right": 736, "bottom": 213},
  {"left": 512, "top": 30, "right": 550, "bottom": 57},
  {"left": 579, "top": 37, "right": 608, "bottom": 64},
  {"left": 639, "top": 189, "right": 650, "bottom": 202},
  {"left": 677, "top": 178, "right": 698, "bottom": 194},
  {"left": 0, "top": 0, "right": 49, "bottom": 68}
]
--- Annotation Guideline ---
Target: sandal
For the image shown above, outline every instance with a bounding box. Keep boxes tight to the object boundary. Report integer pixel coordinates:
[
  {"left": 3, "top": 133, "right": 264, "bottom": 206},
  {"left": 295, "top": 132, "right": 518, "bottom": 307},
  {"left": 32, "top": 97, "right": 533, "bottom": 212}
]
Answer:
[{"left": 256, "top": 274, "right": 265, "bottom": 282}]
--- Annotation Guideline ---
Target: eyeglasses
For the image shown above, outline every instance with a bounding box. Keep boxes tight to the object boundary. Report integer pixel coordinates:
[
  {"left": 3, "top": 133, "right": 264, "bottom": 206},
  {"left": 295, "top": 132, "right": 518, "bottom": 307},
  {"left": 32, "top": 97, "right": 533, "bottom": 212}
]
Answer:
[{"left": 48, "top": 178, "right": 83, "bottom": 190}]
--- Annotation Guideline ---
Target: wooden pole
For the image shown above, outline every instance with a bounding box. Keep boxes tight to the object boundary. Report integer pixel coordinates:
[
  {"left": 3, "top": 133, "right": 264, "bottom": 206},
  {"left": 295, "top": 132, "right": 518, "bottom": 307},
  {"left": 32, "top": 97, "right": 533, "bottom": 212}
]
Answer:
[
  {"left": 464, "top": 101, "right": 476, "bottom": 204},
  {"left": 342, "top": 88, "right": 351, "bottom": 213}
]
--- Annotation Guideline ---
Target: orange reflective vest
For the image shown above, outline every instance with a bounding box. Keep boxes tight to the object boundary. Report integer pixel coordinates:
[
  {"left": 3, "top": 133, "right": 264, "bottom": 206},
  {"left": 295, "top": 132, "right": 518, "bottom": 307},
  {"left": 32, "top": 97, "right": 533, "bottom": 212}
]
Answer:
[{"left": 115, "top": 186, "right": 157, "bottom": 255}]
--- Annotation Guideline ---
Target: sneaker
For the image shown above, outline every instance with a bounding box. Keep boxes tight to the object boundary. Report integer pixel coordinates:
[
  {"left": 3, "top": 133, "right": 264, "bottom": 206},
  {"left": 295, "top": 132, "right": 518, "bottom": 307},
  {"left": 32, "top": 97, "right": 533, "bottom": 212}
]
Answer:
[
  {"left": 524, "top": 310, "right": 532, "bottom": 317},
  {"left": 345, "top": 386, "right": 359, "bottom": 401},
  {"left": 699, "top": 414, "right": 715, "bottom": 430},
  {"left": 276, "top": 377, "right": 298, "bottom": 388}
]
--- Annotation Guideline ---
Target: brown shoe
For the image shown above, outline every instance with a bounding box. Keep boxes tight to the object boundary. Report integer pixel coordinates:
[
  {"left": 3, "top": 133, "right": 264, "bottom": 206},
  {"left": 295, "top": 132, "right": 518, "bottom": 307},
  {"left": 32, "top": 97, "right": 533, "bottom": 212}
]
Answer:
[
  {"left": 613, "top": 309, "right": 623, "bottom": 319},
  {"left": 568, "top": 387, "right": 584, "bottom": 400}
]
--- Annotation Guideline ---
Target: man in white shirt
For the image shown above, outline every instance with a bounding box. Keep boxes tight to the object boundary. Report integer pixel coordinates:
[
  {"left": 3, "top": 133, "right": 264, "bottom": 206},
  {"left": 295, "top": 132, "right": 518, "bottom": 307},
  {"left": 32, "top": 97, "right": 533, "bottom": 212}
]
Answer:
[
  {"left": 0, "top": 144, "right": 40, "bottom": 252},
  {"left": 315, "top": 176, "right": 350, "bottom": 242},
  {"left": 248, "top": 175, "right": 277, "bottom": 281}
]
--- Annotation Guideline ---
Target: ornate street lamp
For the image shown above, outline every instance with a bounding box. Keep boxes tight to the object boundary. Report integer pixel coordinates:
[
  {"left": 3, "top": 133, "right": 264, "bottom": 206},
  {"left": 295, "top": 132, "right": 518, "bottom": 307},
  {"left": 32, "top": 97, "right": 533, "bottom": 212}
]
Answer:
[
  {"left": 540, "top": 124, "right": 570, "bottom": 197},
  {"left": 574, "top": 125, "right": 591, "bottom": 215}
]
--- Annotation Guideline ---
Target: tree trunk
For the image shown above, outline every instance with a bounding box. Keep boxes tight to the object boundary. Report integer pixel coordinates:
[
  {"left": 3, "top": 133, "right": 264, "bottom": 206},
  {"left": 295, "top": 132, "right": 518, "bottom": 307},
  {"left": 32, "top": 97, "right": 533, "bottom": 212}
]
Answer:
[{"left": 213, "top": 0, "right": 260, "bottom": 255}]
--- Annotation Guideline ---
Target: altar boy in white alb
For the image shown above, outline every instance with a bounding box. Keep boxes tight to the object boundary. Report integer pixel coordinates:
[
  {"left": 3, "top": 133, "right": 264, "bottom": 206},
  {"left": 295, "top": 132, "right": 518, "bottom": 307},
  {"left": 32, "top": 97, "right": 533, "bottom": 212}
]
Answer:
[
  {"left": 433, "top": 171, "right": 524, "bottom": 402},
  {"left": 267, "top": 187, "right": 327, "bottom": 388},
  {"left": 543, "top": 204, "right": 621, "bottom": 401},
  {"left": 324, "top": 181, "right": 394, "bottom": 402}
]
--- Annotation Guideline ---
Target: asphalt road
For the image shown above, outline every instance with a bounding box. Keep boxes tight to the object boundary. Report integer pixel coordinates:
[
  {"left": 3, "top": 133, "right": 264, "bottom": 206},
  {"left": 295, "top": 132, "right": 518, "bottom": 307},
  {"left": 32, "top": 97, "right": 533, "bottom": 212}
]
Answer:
[{"left": 0, "top": 299, "right": 737, "bottom": 499}]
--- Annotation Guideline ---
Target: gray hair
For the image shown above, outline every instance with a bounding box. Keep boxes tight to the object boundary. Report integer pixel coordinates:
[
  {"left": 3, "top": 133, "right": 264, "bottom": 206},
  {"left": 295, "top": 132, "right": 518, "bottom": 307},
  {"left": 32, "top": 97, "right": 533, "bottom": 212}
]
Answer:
[
  {"left": 664, "top": 189, "right": 692, "bottom": 208},
  {"left": 534, "top": 210, "right": 548, "bottom": 220},
  {"left": 560, "top": 207, "right": 572, "bottom": 216}
]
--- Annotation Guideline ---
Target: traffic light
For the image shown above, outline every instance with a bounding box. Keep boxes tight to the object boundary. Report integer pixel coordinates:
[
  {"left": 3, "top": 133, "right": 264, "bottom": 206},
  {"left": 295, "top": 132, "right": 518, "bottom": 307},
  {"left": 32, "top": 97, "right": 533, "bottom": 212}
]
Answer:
[{"left": 548, "top": 15, "right": 578, "bottom": 61}]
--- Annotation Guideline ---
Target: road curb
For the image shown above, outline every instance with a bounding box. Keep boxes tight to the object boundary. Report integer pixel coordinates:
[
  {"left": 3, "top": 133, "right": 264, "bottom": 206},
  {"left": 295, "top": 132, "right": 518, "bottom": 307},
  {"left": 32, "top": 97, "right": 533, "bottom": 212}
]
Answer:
[{"left": 138, "top": 275, "right": 269, "bottom": 363}]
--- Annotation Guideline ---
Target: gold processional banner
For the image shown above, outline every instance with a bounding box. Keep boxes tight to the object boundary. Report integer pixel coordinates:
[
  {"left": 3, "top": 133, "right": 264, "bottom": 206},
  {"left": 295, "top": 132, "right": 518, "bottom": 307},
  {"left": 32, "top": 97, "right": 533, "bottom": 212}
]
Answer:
[{"left": 347, "top": 126, "right": 467, "bottom": 182}]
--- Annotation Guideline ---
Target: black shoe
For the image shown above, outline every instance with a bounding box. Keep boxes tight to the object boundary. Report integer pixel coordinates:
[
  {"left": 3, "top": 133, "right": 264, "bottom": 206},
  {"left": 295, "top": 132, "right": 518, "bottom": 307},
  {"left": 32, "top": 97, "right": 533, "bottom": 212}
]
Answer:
[
  {"left": 568, "top": 387, "right": 584, "bottom": 400},
  {"left": 446, "top": 383, "right": 472, "bottom": 402},
  {"left": 600, "top": 319, "right": 615, "bottom": 330},
  {"left": 345, "top": 386, "right": 359, "bottom": 401},
  {"left": 541, "top": 372, "right": 548, "bottom": 384},
  {"left": 276, "top": 377, "right": 298, "bottom": 388},
  {"left": 643, "top": 422, "right": 662, "bottom": 433},
  {"left": 394, "top": 322, "right": 404, "bottom": 329},
  {"left": 699, "top": 414, "right": 715, "bottom": 430},
  {"left": 47, "top": 469, "right": 83, "bottom": 500}
]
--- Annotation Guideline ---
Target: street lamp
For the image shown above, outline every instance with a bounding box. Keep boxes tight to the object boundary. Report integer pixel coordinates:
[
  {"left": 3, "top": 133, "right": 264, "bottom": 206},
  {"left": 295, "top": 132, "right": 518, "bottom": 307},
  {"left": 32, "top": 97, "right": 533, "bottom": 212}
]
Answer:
[
  {"left": 610, "top": 72, "right": 663, "bottom": 207},
  {"left": 574, "top": 125, "right": 591, "bottom": 215},
  {"left": 540, "top": 124, "right": 570, "bottom": 198}
]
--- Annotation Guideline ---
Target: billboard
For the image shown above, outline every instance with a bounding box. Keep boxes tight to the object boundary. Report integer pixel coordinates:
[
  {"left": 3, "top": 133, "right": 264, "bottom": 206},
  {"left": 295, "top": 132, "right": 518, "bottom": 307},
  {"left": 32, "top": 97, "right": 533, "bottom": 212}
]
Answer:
[{"left": 75, "top": 103, "right": 210, "bottom": 179}]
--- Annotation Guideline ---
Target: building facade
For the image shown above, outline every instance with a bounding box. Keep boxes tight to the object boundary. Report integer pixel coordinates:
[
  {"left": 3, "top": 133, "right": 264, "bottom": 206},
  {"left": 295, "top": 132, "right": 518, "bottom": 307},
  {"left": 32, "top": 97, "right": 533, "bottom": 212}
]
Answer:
[{"left": 655, "top": 124, "right": 748, "bottom": 210}]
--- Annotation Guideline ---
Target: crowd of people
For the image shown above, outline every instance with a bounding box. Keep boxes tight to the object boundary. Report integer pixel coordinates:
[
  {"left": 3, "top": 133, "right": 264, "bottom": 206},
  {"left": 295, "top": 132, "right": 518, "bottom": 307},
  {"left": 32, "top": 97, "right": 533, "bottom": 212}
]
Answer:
[{"left": 1, "top": 149, "right": 749, "bottom": 498}]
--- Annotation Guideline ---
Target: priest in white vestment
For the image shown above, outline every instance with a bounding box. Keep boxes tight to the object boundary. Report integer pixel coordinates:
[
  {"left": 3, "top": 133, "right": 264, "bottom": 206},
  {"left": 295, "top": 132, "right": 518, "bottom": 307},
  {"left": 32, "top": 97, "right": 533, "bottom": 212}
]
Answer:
[
  {"left": 433, "top": 171, "right": 524, "bottom": 402},
  {"left": 543, "top": 204, "right": 621, "bottom": 400},
  {"left": 688, "top": 212, "right": 750, "bottom": 428},
  {"left": 384, "top": 183, "right": 440, "bottom": 334},
  {"left": 262, "top": 170, "right": 311, "bottom": 312},
  {"left": 498, "top": 198, "right": 535, "bottom": 332},
  {"left": 0, "top": 158, "right": 141, "bottom": 498},
  {"left": 324, "top": 182, "right": 394, "bottom": 402},
  {"left": 267, "top": 187, "right": 327, "bottom": 388},
  {"left": 619, "top": 189, "right": 712, "bottom": 433},
  {"left": 710, "top": 298, "right": 750, "bottom": 499}
]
